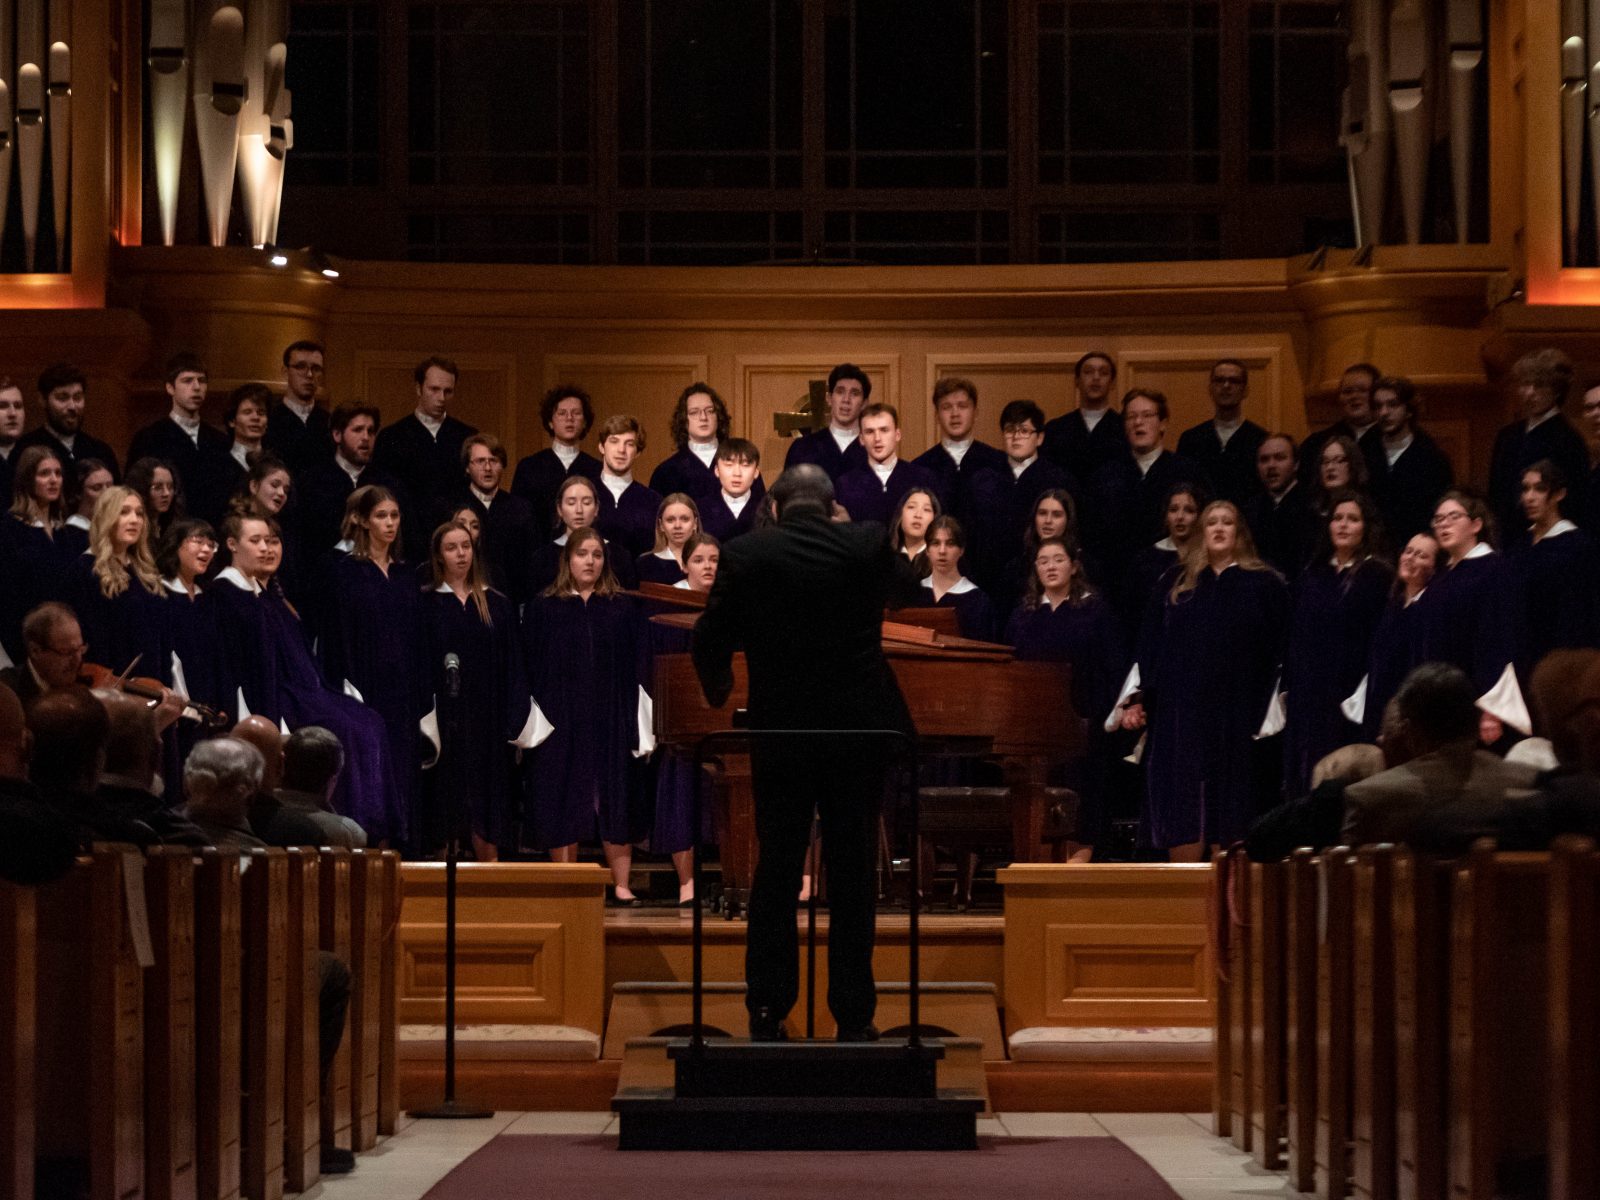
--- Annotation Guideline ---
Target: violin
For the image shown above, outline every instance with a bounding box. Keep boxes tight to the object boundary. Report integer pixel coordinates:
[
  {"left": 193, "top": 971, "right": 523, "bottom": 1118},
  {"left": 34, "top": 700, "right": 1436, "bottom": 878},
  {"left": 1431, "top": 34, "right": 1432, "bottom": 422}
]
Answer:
[{"left": 78, "top": 658, "right": 233, "bottom": 732}]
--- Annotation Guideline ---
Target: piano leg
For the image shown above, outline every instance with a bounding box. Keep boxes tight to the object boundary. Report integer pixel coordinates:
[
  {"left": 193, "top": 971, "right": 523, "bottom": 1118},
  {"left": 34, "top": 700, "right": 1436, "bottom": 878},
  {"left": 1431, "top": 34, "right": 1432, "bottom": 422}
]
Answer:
[
  {"left": 1003, "top": 757, "right": 1051, "bottom": 864},
  {"left": 715, "top": 756, "right": 757, "bottom": 919}
]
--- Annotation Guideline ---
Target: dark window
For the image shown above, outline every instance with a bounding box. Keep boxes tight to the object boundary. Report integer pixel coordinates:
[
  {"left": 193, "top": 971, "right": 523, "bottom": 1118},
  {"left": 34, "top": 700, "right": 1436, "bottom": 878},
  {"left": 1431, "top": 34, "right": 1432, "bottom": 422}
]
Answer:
[
  {"left": 284, "top": 2, "right": 381, "bottom": 186},
  {"left": 617, "top": 1, "right": 803, "bottom": 189},
  {"left": 824, "top": 0, "right": 1009, "bottom": 189},
  {"left": 616, "top": 211, "right": 804, "bottom": 264},
  {"left": 1038, "top": 210, "right": 1220, "bottom": 263},
  {"left": 407, "top": 212, "right": 593, "bottom": 263},
  {"left": 1247, "top": 1, "right": 1345, "bottom": 184},
  {"left": 408, "top": 2, "right": 591, "bottom": 187},
  {"left": 823, "top": 210, "right": 1010, "bottom": 264}
]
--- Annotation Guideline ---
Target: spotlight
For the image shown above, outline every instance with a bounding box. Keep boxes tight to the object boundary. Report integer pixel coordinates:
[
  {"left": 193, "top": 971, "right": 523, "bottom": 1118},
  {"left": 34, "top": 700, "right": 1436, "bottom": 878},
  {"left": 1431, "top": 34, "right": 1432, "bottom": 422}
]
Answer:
[
  {"left": 321, "top": 267, "right": 341, "bottom": 279},
  {"left": 269, "top": 253, "right": 289, "bottom": 267}
]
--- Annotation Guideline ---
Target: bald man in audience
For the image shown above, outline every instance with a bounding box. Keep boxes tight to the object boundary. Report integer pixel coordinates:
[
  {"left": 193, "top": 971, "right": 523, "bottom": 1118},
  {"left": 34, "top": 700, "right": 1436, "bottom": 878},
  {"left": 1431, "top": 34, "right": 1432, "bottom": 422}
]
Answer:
[
  {"left": 183, "top": 737, "right": 269, "bottom": 852},
  {"left": 0, "top": 683, "right": 77, "bottom": 885},
  {"left": 232, "top": 715, "right": 286, "bottom": 791}
]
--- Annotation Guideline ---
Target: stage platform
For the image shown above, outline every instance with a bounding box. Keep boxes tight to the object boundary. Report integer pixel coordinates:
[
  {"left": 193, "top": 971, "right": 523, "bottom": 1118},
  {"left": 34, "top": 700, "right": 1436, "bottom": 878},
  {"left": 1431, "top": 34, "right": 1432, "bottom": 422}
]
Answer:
[{"left": 396, "top": 862, "right": 1215, "bottom": 1114}]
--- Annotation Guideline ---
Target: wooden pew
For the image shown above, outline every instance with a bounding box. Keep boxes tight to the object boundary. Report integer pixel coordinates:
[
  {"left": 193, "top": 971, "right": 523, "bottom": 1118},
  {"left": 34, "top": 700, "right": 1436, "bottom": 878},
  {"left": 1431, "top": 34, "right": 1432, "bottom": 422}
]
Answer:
[
  {"left": 1448, "top": 847, "right": 1550, "bottom": 1200},
  {"left": 1352, "top": 846, "right": 1396, "bottom": 1200},
  {"left": 1316, "top": 847, "right": 1355, "bottom": 1200},
  {"left": 378, "top": 850, "right": 402, "bottom": 1137},
  {"left": 241, "top": 850, "right": 288, "bottom": 1200},
  {"left": 1210, "top": 849, "right": 1233, "bottom": 1139},
  {"left": 348, "top": 849, "right": 386, "bottom": 1151},
  {"left": 1249, "top": 859, "right": 1286, "bottom": 1170},
  {"left": 1549, "top": 837, "right": 1600, "bottom": 1200},
  {"left": 282, "top": 849, "right": 321, "bottom": 1194},
  {"left": 1226, "top": 848, "right": 1254, "bottom": 1152},
  {"left": 1392, "top": 850, "right": 1451, "bottom": 1200},
  {"left": 195, "top": 849, "right": 243, "bottom": 1200},
  {"left": 1285, "top": 849, "right": 1319, "bottom": 1193},
  {"left": 319, "top": 848, "right": 354, "bottom": 1154},
  {"left": 0, "top": 876, "right": 37, "bottom": 1200},
  {"left": 144, "top": 847, "right": 198, "bottom": 1200}
]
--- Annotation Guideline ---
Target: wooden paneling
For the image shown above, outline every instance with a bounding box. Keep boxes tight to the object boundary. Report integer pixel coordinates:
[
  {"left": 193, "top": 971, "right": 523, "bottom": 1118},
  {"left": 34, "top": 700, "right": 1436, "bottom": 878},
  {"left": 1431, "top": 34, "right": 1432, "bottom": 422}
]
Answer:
[
  {"left": 542, "top": 354, "right": 710, "bottom": 478},
  {"left": 1123, "top": 347, "right": 1288, "bottom": 438},
  {"left": 398, "top": 862, "right": 608, "bottom": 1032},
  {"left": 144, "top": 848, "right": 198, "bottom": 1200},
  {"left": 0, "top": 879, "right": 35, "bottom": 1200},
  {"left": 282, "top": 851, "right": 321, "bottom": 1195},
  {"left": 733, "top": 354, "right": 902, "bottom": 478},
  {"left": 351, "top": 352, "right": 518, "bottom": 454},
  {"left": 998, "top": 863, "right": 1213, "bottom": 1033},
  {"left": 195, "top": 850, "right": 243, "bottom": 1200}
]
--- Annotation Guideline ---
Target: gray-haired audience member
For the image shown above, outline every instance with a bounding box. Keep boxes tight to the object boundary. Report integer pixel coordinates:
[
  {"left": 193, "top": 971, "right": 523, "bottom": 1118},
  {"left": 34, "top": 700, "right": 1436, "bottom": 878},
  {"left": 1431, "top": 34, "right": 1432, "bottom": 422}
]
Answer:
[
  {"left": 1342, "top": 663, "right": 1541, "bottom": 849},
  {"left": 1244, "top": 737, "right": 1388, "bottom": 861},
  {"left": 253, "top": 726, "right": 367, "bottom": 849},
  {"left": 183, "top": 736, "right": 269, "bottom": 851}
]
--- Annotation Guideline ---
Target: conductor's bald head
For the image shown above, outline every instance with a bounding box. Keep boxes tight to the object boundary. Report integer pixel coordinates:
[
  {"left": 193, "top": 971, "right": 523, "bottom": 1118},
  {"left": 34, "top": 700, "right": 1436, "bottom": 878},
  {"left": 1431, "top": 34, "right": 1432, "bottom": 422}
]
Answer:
[{"left": 769, "top": 464, "right": 835, "bottom": 521}]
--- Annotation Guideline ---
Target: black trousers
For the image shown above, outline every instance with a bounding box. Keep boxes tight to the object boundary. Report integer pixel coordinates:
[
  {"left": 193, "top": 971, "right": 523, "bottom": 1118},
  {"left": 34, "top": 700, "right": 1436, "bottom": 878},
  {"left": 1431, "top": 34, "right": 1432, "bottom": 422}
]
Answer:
[
  {"left": 746, "top": 739, "right": 886, "bottom": 1030},
  {"left": 318, "top": 950, "right": 352, "bottom": 1083}
]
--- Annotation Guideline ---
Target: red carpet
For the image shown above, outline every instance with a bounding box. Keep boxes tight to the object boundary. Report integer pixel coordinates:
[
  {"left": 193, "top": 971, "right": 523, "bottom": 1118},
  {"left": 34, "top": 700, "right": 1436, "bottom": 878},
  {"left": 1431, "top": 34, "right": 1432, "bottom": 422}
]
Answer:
[{"left": 420, "top": 1134, "right": 1183, "bottom": 1198}]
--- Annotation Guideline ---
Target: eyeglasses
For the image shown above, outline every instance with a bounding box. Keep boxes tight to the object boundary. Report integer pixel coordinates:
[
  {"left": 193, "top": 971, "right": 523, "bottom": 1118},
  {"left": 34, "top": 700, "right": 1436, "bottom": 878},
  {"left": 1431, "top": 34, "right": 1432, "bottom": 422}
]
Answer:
[
  {"left": 185, "top": 535, "right": 218, "bottom": 550},
  {"left": 1001, "top": 424, "right": 1040, "bottom": 436},
  {"left": 685, "top": 406, "right": 716, "bottom": 418},
  {"left": 1432, "top": 511, "right": 1470, "bottom": 526},
  {"left": 42, "top": 641, "right": 88, "bottom": 659}
]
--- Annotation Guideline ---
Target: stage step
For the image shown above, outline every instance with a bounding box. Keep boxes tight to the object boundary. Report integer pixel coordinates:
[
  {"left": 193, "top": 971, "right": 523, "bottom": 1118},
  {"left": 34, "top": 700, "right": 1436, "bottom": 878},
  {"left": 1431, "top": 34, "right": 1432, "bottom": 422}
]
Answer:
[
  {"left": 669, "top": 1037, "right": 944, "bottom": 1098},
  {"left": 613, "top": 1089, "right": 985, "bottom": 1151}
]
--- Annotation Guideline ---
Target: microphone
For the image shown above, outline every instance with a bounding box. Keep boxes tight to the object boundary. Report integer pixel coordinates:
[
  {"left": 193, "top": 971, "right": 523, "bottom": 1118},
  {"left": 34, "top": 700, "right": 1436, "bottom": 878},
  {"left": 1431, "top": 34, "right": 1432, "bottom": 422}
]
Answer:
[{"left": 444, "top": 652, "right": 461, "bottom": 700}]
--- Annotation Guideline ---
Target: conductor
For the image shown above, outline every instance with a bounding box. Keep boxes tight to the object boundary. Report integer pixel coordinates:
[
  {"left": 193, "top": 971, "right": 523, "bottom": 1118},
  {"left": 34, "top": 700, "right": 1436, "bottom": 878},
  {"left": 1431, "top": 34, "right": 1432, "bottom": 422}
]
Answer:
[{"left": 692, "top": 464, "right": 913, "bottom": 1042}]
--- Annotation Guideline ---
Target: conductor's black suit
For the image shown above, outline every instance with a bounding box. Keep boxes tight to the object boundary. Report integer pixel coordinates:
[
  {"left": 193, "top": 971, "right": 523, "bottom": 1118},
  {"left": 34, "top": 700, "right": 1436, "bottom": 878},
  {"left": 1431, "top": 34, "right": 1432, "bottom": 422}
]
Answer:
[{"left": 692, "top": 511, "right": 914, "bottom": 1033}]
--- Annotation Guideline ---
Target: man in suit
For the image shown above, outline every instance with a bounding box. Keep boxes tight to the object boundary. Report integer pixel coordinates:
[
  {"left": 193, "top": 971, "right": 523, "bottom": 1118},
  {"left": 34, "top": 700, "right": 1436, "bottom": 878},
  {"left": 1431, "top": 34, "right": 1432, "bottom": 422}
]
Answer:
[
  {"left": 372, "top": 354, "right": 478, "bottom": 559},
  {"left": 693, "top": 465, "right": 915, "bottom": 1042},
  {"left": 1042, "top": 351, "right": 1125, "bottom": 482},
  {"left": 294, "top": 404, "right": 399, "bottom": 555},
  {"left": 252, "top": 725, "right": 368, "bottom": 849},
  {"left": 835, "top": 402, "right": 942, "bottom": 525},
  {"left": 1371, "top": 375, "right": 1454, "bottom": 545},
  {"left": 264, "top": 339, "right": 334, "bottom": 474},
  {"left": 1487, "top": 348, "right": 1591, "bottom": 538},
  {"left": 0, "top": 376, "right": 24, "bottom": 504},
  {"left": 1299, "top": 362, "right": 1386, "bottom": 490},
  {"left": 1341, "top": 663, "right": 1540, "bottom": 848},
  {"left": 510, "top": 384, "right": 604, "bottom": 539},
  {"left": 126, "top": 352, "right": 235, "bottom": 524},
  {"left": 1086, "top": 388, "right": 1206, "bottom": 577},
  {"left": 455, "top": 432, "right": 537, "bottom": 603},
  {"left": 19, "top": 363, "right": 120, "bottom": 481},
  {"left": 1243, "top": 433, "right": 1317, "bottom": 579},
  {"left": 1176, "top": 359, "right": 1268, "bottom": 506},
  {"left": 784, "top": 363, "right": 871, "bottom": 481}
]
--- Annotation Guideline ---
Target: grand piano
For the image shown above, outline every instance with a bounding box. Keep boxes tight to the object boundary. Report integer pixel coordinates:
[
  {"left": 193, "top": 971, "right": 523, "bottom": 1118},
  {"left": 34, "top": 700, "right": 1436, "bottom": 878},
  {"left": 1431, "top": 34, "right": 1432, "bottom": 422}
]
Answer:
[{"left": 645, "top": 590, "right": 1084, "bottom": 912}]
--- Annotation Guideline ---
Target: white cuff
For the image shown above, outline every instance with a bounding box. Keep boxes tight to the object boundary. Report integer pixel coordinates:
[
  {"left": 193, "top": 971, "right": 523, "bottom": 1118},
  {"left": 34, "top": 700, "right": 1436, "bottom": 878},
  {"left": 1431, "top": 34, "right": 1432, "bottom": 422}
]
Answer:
[
  {"left": 1123, "top": 732, "right": 1147, "bottom": 765},
  {"left": 170, "top": 651, "right": 202, "bottom": 724},
  {"left": 1254, "top": 677, "right": 1286, "bottom": 740},
  {"left": 279, "top": 718, "right": 291, "bottom": 736},
  {"left": 235, "top": 686, "right": 252, "bottom": 722},
  {"left": 0, "top": 641, "right": 13, "bottom": 671},
  {"left": 513, "top": 700, "right": 555, "bottom": 749},
  {"left": 419, "top": 705, "right": 440, "bottom": 768},
  {"left": 342, "top": 677, "right": 365, "bottom": 703},
  {"left": 634, "top": 686, "right": 657, "bottom": 758},
  {"left": 1106, "top": 663, "right": 1141, "bottom": 733},
  {"left": 1341, "top": 675, "right": 1368, "bottom": 726},
  {"left": 1477, "top": 663, "right": 1532, "bottom": 736}
]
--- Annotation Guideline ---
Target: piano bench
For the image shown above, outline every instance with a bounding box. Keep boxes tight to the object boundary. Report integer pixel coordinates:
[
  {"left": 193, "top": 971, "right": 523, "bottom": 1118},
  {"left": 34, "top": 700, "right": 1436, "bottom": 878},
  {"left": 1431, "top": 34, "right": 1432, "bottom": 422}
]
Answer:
[{"left": 918, "top": 787, "right": 1013, "bottom": 842}]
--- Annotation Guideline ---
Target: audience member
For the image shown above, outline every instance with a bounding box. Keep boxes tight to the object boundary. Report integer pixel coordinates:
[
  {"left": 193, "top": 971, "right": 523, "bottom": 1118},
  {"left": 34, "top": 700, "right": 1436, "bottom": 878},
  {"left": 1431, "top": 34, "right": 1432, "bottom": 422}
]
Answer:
[
  {"left": 0, "top": 682, "right": 77, "bottom": 885},
  {"left": 255, "top": 725, "right": 368, "bottom": 849},
  {"left": 183, "top": 736, "right": 270, "bottom": 851}
]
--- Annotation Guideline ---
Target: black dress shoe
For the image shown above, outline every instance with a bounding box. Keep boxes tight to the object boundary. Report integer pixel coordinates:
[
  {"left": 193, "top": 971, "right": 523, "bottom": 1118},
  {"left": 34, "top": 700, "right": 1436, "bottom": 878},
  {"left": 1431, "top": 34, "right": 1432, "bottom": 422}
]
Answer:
[
  {"left": 834, "top": 1023, "right": 880, "bottom": 1042},
  {"left": 749, "top": 1007, "right": 788, "bottom": 1041},
  {"left": 605, "top": 889, "right": 641, "bottom": 908},
  {"left": 320, "top": 1147, "right": 357, "bottom": 1174}
]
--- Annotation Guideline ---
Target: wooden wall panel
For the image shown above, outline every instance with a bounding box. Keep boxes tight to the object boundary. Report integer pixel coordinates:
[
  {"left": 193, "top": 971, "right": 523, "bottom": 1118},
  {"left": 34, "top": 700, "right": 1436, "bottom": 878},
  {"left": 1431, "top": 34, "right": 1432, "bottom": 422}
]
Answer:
[
  {"left": 351, "top": 353, "right": 518, "bottom": 453},
  {"left": 542, "top": 354, "right": 710, "bottom": 479},
  {"left": 733, "top": 354, "right": 901, "bottom": 477},
  {"left": 1122, "top": 347, "right": 1288, "bottom": 439}
]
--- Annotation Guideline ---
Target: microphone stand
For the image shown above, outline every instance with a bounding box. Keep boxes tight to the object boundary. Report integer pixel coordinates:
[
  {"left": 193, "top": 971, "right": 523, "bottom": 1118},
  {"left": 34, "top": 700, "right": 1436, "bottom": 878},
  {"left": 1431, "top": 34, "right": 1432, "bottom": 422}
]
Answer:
[{"left": 410, "top": 654, "right": 492, "bottom": 1119}]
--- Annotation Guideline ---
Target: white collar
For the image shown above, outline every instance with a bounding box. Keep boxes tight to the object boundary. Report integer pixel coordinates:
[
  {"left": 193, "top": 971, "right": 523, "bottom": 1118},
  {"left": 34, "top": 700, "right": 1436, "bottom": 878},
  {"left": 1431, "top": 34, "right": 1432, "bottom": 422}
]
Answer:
[
  {"left": 1385, "top": 432, "right": 1413, "bottom": 464},
  {"left": 554, "top": 530, "right": 570, "bottom": 546},
  {"left": 870, "top": 457, "right": 897, "bottom": 483},
  {"left": 162, "top": 576, "right": 196, "bottom": 597},
  {"left": 672, "top": 579, "right": 694, "bottom": 590},
  {"left": 171, "top": 409, "right": 202, "bottom": 439},
  {"left": 336, "top": 454, "right": 363, "bottom": 484},
  {"left": 941, "top": 436, "right": 973, "bottom": 464},
  {"left": 471, "top": 484, "right": 497, "bottom": 507},
  {"left": 921, "top": 575, "right": 976, "bottom": 595},
  {"left": 1010, "top": 454, "right": 1036, "bottom": 479},
  {"left": 552, "top": 442, "right": 580, "bottom": 468},
  {"left": 1208, "top": 560, "right": 1238, "bottom": 575},
  {"left": 216, "top": 565, "right": 262, "bottom": 594},
  {"left": 53, "top": 429, "right": 75, "bottom": 449},
  {"left": 1213, "top": 415, "right": 1243, "bottom": 443},
  {"left": 28, "top": 659, "right": 50, "bottom": 693},
  {"left": 1527, "top": 408, "right": 1559, "bottom": 432},
  {"left": 334, "top": 537, "right": 354, "bottom": 553},
  {"left": 1534, "top": 519, "right": 1579, "bottom": 542},
  {"left": 601, "top": 471, "right": 632, "bottom": 501},
  {"left": 415, "top": 409, "right": 444, "bottom": 437},
  {"left": 1133, "top": 446, "right": 1163, "bottom": 475},
  {"left": 434, "top": 582, "right": 454, "bottom": 593},
  {"left": 1459, "top": 542, "right": 1493, "bottom": 562},
  {"left": 231, "top": 441, "right": 253, "bottom": 469},
  {"left": 899, "top": 542, "right": 925, "bottom": 559},
  {"left": 282, "top": 395, "right": 314, "bottom": 422},
  {"left": 1080, "top": 406, "right": 1107, "bottom": 430},
  {"left": 688, "top": 440, "right": 718, "bottom": 466},
  {"left": 1155, "top": 536, "right": 1177, "bottom": 551},
  {"left": 653, "top": 548, "right": 678, "bottom": 560},
  {"left": 722, "top": 490, "right": 751, "bottom": 514},
  {"left": 66, "top": 513, "right": 90, "bottom": 530},
  {"left": 1270, "top": 479, "right": 1299, "bottom": 505},
  {"left": 829, "top": 424, "right": 858, "bottom": 451},
  {"left": 1405, "top": 587, "right": 1428, "bottom": 607}
]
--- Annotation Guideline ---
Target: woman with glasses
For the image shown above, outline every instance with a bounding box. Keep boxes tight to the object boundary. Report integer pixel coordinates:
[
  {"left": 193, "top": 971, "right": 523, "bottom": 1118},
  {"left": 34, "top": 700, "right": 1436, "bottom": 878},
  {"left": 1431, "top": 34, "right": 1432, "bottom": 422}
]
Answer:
[
  {"left": 1417, "top": 490, "right": 1528, "bottom": 743},
  {"left": 158, "top": 519, "right": 231, "bottom": 725},
  {"left": 1310, "top": 435, "right": 1371, "bottom": 518},
  {"left": 1281, "top": 491, "right": 1394, "bottom": 796}
]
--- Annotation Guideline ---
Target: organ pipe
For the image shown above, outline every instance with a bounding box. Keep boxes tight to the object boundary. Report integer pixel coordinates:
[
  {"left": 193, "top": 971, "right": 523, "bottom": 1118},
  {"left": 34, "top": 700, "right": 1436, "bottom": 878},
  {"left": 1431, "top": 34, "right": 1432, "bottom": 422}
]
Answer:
[
  {"left": 148, "top": 0, "right": 188, "bottom": 247},
  {"left": 1389, "top": 0, "right": 1433, "bottom": 246}
]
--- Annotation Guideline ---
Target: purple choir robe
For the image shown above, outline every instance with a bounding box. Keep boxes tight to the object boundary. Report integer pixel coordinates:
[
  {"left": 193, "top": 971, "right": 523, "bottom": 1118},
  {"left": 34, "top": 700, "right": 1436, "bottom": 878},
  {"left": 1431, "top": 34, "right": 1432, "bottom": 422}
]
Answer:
[
  {"left": 596, "top": 479, "right": 663, "bottom": 559},
  {"left": 529, "top": 535, "right": 639, "bottom": 598},
  {"left": 783, "top": 427, "right": 868, "bottom": 481},
  {"left": 1361, "top": 590, "right": 1431, "bottom": 741},
  {"left": 921, "top": 577, "right": 996, "bottom": 642},
  {"left": 423, "top": 586, "right": 531, "bottom": 847},
  {"left": 520, "top": 592, "right": 651, "bottom": 849},
  {"left": 646, "top": 617, "right": 714, "bottom": 856},
  {"left": 206, "top": 569, "right": 404, "bottom": 842},
  {"left": 700, "top": 493, "right": 758, "bottom": 542},
  {"left": 1281, "top": 557, "right": 1395, "bottom": 796},
  {"left": 509, "top": 448, "right": 603, "bottom": 542},
  {"left": 1003, "top": 590, "right": 1127, "bottom": 847},
  {"left": 1509, "top": 524, "right": 1600, "bottom": 674},
  {"left": 1136, "top": 564, "right": 1289, "bottom": 849},
  {"left": 835, "top": 459, "right": 943, "bottom": 526},
  {"left": 66, "top": 556, "right": 173, "bottom": 685},
  {"left": 648, "top": 444, "right": 769, "bottom": 507},
  {"left": 635, "top": 550, "right": 686, "bottom": 586},
  {"left": 1416, "top": 550, "right": 1524, "bottom": 703},
  {"left": 322, "top": 555, "right": 429, "bottom": 845}
]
